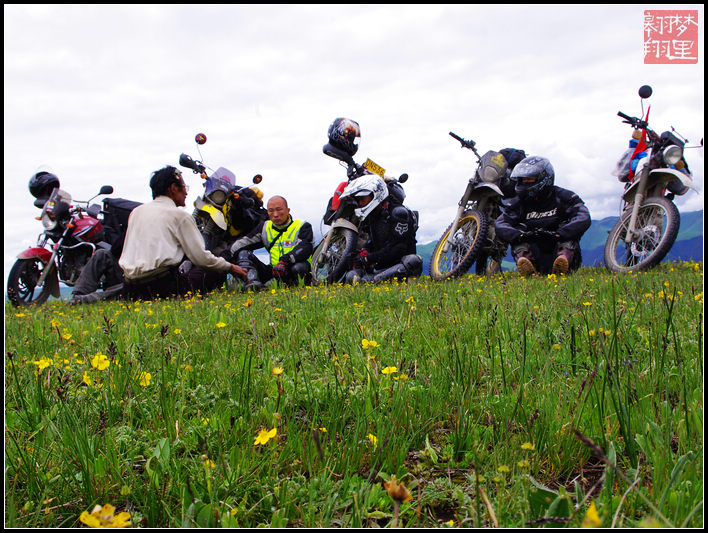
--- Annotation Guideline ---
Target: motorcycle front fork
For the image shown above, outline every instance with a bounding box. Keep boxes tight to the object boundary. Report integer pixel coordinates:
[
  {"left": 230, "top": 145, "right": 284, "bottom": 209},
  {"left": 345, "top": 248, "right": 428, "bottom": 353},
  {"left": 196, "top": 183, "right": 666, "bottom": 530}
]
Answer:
[
  {"left": 624, "top": 177, "right": 648, "bottom": 244},
  {"left": 443, "top": 187, "right": 473, "bottom": 252}
]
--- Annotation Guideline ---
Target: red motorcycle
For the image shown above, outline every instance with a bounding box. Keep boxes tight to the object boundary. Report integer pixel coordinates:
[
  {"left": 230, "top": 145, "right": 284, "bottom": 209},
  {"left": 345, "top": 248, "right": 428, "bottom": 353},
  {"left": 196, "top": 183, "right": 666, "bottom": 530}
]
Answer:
[{"left": 7, "top": 185, "right": 117, "bottom": 306}]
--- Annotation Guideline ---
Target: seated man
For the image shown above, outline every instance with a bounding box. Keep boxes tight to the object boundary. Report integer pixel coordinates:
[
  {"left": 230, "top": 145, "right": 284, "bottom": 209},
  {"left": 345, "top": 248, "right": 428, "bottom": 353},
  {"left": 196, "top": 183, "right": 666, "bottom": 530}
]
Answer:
[
  {"left": 226, "top": 195, "right": 314, "bottom": 291},
  {"left": 119, "top": 166, "right": 247, "bottom": 300},
  {"left": 495, "top": 156, "right": 591, "bottom": 276},
  {"left": 343, "top": 176, "right": 422, "bottom": 284}
]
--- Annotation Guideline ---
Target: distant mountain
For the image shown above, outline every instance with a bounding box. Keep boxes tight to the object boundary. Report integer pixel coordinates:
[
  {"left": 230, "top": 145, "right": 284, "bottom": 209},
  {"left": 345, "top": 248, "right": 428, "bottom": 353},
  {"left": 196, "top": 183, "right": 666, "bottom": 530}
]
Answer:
[{"left": 419, "top": 210, "right": 703, "bottom": 274}]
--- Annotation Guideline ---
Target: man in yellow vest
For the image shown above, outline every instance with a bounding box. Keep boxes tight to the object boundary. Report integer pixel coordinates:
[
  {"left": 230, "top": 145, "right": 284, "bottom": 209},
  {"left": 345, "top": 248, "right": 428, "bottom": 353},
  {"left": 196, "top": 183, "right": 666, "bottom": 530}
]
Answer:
[{"left": 226, "top": 195, "right": 314, "bottom": 290}]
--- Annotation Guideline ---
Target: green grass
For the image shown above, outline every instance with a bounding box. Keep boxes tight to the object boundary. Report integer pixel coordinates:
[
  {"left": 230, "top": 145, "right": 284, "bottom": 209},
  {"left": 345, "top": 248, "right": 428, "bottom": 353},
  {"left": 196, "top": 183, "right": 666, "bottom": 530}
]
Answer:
[{"left": 4, "top": 262, "right": 704, "bottom": 527}]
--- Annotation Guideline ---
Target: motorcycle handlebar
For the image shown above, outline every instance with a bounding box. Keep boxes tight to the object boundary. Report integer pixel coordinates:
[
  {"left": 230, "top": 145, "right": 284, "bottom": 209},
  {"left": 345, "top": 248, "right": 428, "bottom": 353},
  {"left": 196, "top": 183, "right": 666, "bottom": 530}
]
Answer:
[
  {"left": 617, "top": 111, "right": 649, "bottom": 130},
  {"left": 449, "top": 131, "right": 475, "bottom": 147}
]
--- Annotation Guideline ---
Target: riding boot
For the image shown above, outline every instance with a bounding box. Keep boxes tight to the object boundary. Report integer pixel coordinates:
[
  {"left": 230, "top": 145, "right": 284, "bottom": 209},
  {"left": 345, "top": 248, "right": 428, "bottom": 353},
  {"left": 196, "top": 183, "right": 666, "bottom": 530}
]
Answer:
[
  {"left": 514, "top": 249, "right": 537, "bottom": 277},
  {"left": 552, "top": 247, "right": 574, "bottom": 275},
  {"left": 243, "top": 268, "right": 264, "bottom": 292}
]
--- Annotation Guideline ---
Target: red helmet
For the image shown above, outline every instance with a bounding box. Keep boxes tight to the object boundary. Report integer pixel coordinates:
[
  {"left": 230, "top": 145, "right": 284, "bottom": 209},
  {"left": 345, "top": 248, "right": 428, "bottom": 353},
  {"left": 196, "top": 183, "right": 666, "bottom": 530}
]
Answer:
[{"left": 327, "top": 118, "right": 361, "bottom": 156}]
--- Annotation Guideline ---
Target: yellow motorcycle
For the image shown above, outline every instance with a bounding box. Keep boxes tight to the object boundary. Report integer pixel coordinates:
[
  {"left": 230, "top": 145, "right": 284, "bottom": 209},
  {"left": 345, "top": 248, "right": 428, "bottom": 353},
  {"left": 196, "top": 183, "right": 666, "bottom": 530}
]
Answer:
[{"left": 179, "top": 133, "right": 267, "bottom": 254}]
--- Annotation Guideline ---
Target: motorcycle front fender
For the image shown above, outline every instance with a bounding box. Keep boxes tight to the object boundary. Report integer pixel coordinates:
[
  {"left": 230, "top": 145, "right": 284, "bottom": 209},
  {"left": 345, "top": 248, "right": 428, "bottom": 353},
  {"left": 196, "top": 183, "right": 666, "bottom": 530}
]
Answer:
[
  {"left": 196, "top": 201, "right": 228, "bottom": 231},
  {"left": 470, "top": 182, "right": 504, "bottom": 199},
  {"left": 648, "top": 168, "right": 698, "bottom": 192},
  {"left": 17, "top": 247, "right": 53, "bottom": 262},
  {"left": 623, "top": 168, "right": 697, "bottom": 203},
  {"left": 15, "top": 248, "right": 60, "bottom": 298},
  {"left": 330, "top": 218, "right": 359, "bottom": 233}
]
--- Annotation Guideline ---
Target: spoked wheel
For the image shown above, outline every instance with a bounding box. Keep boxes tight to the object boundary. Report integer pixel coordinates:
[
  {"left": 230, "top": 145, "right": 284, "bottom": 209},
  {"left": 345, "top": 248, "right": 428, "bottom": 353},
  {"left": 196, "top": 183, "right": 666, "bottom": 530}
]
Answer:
[
  {"left": 604, "top": 196, "right": 680, "bottom": 273},
  {"left": 7, "top": 258, "right": 53, "bottom": 307},
  {"left": 429, "top": 209, "right": 489, "bottom": 280},
  {"left": 311, "top": 227, "right": 358, "bottom": 284}
]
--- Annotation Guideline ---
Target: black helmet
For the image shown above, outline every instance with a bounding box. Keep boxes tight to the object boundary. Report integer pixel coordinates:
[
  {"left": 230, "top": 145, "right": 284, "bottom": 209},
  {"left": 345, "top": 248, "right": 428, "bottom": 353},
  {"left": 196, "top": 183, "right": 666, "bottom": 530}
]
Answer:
[
  {"left": 29, "top": 171, "right": 61, "bottom": 207},
  {"left": 327, "top": 118, "right": 361, "bottom": 156},
  {"left": 512, "top": 156, "right": 555, "bottom": 200}
]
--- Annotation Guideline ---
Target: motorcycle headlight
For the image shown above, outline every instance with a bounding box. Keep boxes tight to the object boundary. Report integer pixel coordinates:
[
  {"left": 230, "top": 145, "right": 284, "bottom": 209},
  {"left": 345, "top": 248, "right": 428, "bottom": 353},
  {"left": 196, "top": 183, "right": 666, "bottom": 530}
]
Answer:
[
  {"left": 207, "top": 190, "right": 227, "bottom": 206},
  {"left": 663, "top": 145, "right": 683, "bottom": 166},
  {"left": 41, "top": 212, "right": 57, "bottom": 230}
]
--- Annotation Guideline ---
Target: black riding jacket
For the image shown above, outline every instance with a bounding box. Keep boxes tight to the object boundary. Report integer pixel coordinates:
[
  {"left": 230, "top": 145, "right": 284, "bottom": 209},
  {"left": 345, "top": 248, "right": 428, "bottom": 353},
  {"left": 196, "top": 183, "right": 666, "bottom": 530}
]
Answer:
[
  {"left": 361, "top": 203, "right": 418, "bottom": 270},
  {"left": 495, "top": 186, "right": 591, "bottom": 243}
]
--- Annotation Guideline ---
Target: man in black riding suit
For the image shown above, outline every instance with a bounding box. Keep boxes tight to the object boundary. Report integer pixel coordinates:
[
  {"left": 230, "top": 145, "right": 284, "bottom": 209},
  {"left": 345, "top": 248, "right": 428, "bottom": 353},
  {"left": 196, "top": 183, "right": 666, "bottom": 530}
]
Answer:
[
  {"left": 343, "top": 177, "right": 422, "bottom": 284},
  {"left": 495, "top": 156, "right": 591, "bottom": 276}
]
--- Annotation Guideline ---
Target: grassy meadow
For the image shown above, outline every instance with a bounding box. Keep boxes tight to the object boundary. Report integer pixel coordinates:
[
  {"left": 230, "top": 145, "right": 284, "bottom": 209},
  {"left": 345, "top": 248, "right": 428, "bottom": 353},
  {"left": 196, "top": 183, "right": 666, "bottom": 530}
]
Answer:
[{"left": 4, "top": 262, "right": 704, "bottom": 528}]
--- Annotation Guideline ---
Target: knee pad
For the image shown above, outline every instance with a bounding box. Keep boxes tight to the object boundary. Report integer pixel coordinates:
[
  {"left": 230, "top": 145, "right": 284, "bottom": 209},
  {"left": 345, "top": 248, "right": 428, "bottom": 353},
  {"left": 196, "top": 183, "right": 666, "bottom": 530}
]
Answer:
[
  {"left": 401, "top": 254, "right": 423, "bottom": 275},
  {"left": 291, "top": 262, "right": 310, "bottom": 277}
]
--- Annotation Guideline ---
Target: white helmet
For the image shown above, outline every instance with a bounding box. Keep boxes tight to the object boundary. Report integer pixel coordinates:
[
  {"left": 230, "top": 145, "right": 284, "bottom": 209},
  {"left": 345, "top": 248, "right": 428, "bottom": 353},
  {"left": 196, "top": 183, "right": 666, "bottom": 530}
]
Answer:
[{"left": 340, "top": 175, "right": 389, "bottom": 220}]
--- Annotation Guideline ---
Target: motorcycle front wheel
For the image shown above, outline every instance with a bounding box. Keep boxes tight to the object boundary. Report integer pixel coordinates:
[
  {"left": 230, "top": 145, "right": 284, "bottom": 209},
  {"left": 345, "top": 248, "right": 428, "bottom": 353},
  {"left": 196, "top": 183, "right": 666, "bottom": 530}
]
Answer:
[
  {"left": 604, "top": 196, "right": 680, "bottom": 273},
  {"left": 7, "top": 258, "right": 53, "bottom": 307},
  {"left": 311, "top": 227, "right": 358, "bottom": 284},
  {"left": 429, "top": 209, "right": 489, "bottom": 280}
]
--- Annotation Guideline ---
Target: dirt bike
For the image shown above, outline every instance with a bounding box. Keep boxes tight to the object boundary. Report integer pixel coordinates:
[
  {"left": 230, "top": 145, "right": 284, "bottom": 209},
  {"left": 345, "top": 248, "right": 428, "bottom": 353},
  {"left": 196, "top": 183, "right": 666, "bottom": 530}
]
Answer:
[
  {"left": 603, "top": 85, "right": 699, "bottom": 273},
  {"left": 429, "top": 132, "right": 517, "bottom": 280},
  {"left": 7, "top": 185, "right": 117, "bottom": 306},
  {"left": 310, "top": 142, "right": 408, "bottom": 284},
  {"left": 179, "top": 133, "right": 267, "bottom": 255}
]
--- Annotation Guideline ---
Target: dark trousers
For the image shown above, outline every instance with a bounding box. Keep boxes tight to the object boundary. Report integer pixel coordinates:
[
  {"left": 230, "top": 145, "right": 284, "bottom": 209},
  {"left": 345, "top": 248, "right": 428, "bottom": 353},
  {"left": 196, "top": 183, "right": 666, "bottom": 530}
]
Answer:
[
  {"left": 123, "top": 265, "right": 226, "bottom": 301},
  {"left": 73, "top": 249, "right": 124, "bottom": 296}
]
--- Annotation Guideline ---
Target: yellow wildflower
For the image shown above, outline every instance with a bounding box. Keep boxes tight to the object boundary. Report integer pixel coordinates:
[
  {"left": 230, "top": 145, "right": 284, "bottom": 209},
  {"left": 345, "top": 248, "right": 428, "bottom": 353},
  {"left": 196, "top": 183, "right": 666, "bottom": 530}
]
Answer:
[
  {"left": 271, "top": 366, "right": 284, "bottom": 375},
  {"left": 381, "top": 366, "right": 398, "bottom": 375},
  {"left": 362, "top": 339, "right": 379, "bottom": 349},
  {"left": 82, "top": 371, "right": 92, "bottom": 386},
  {"left": 215, "top": 321, "right": 227, "bottom": 328},
  {"left": 33, "top": 357, "right": 53, "bottom": 371},
  {"left": 581, "top": 500, "right": 602, "bottom": 528},
  {"left": 521, "top": 442, "right": 535, "bottom": 451},
  {"left": 254, "top": 427, "right": 277, "bottom": 446},
  {"left": 79, "top": 504, "right": 131, "bottom": 528},
  {"left": 366, "top": 433, "right": 378, "bottom": 447},
  {"left": 497, "top": 465, "right": 510, "bottom": 474},
  {"left": 138, "top": 372, "right": 151, "bottom": 387},
  {"left": 517, "top": 459, "right": 530, "bottom": 468},
  {"left": 91, "top": 353, "right": 110, "bottom": 371}
]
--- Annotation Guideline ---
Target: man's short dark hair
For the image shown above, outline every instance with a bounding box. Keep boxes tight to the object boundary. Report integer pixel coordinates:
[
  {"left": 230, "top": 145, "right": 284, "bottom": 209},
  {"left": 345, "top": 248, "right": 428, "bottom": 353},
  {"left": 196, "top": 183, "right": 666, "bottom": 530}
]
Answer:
[{"left": 150, "top": 166, "right": 183, "bottom": 199}]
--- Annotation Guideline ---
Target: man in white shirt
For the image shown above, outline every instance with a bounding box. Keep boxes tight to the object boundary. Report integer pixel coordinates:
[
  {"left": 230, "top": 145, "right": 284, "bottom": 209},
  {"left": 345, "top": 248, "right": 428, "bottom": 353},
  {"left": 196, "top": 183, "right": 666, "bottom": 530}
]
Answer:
[{"left": 119, "top": 166, "right": 247, "bottom": 300}]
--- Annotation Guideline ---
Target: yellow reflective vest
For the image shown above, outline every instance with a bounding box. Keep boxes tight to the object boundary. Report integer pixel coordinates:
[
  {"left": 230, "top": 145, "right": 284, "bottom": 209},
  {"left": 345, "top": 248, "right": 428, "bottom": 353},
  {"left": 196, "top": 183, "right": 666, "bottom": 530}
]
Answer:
[{"left": 264, "top": 219, "right": 310, "bottom": 265}]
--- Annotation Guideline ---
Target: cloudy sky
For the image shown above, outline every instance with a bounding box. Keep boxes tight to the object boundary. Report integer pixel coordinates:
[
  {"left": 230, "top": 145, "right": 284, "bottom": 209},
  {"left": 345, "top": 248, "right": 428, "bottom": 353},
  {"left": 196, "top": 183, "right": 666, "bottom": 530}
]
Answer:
[{"left": 4, "top": 4, "right": 704, "bottom": 280}]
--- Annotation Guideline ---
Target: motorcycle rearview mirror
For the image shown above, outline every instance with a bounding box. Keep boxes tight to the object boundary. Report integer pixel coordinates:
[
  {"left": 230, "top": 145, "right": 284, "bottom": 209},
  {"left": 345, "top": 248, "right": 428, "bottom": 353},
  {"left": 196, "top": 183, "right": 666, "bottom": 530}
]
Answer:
[
  {"left": 252, "top": 174, "right": 263, "bottom": 184},
  {"left": 195, "top": 133, "right": 207, "bottom": 145},
  {"left": 638, "top": 85, "right": 653, "bottom": 99},
  {"left": 398, "top": 173, "right": 409, "bottom": 183},
  {"left": 99, "top": 185, "right": 114, "bottom": 195}
]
